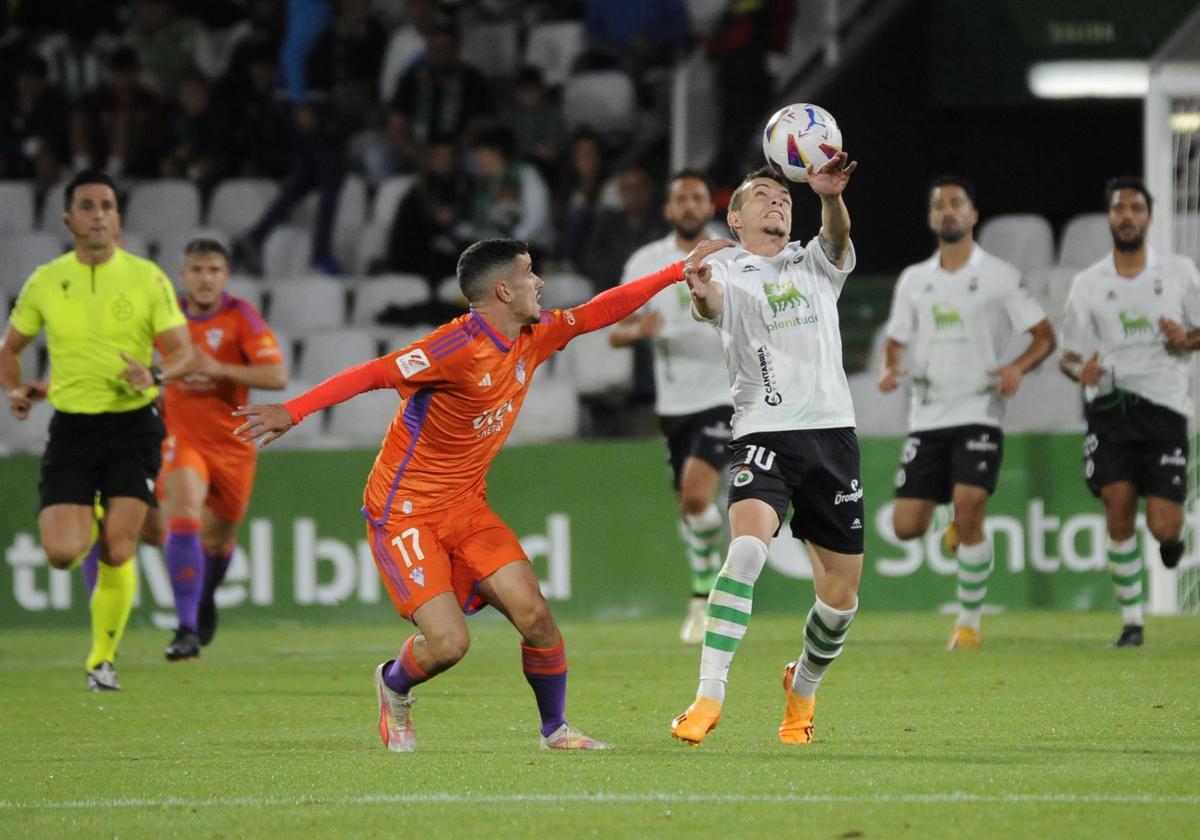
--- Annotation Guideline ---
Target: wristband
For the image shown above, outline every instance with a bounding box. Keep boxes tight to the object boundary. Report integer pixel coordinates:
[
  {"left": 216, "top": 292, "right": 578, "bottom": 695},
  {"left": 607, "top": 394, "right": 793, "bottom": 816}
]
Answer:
[{"left": 150, "top": 365, "right": 164, "bottom": 386}]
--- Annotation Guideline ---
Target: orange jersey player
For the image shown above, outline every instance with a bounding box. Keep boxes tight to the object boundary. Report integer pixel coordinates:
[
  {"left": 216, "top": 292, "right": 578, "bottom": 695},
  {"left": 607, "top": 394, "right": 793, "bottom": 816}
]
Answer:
[
  {"left": 129, "top": 239, "right": 286, "bottom": 662},
  {"left": 235, "top": 236, "right": 732, "bottom": 752}
]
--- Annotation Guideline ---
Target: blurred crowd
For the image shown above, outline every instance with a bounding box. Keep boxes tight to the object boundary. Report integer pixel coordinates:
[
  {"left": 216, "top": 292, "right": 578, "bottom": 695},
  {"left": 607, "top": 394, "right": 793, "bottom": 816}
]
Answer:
[{"left": 0, "top": 0, "right": 796, "bottom": 288}]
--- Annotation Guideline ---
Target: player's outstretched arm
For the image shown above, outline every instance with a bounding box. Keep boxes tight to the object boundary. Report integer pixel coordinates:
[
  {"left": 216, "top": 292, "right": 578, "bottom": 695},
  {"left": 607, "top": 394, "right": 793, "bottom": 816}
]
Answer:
[
  {"left": 233, "top": 403, "right": 294, "bottom": 447},
  {"left": 0, "top": 325, "right": 36, "bottom": 419},
  {"left": 576, "top": 239, "right": 734, "bottom": 334},
  {"left": 808, "top": 151, "right": 856, "bottom": 269}
]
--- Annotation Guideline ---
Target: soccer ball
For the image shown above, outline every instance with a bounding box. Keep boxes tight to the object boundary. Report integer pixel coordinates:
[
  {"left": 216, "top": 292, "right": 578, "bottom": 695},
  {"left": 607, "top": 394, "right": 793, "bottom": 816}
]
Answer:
[{"left": 762, "top": 103, "right": 843, "bottom": 183}]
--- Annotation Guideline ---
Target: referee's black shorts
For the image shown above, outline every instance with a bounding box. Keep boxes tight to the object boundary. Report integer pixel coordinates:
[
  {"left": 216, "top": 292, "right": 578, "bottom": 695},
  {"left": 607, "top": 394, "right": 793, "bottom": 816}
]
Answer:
[{"left": 38, "top": 404, "right": 165, "bottom": 509}]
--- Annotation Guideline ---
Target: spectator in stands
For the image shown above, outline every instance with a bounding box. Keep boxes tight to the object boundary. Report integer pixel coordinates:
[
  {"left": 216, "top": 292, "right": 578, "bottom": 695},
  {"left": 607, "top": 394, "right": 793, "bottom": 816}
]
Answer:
[
  {"left": 378, "top": 0, "right": 440, "bottom": 103},
  {"left": 70, "top": 46, "right": 167, "bottom": 179},
  {"left": 581, "top": 162, "right": 664, "bottom": 290},
  {"left": 223, "top": 38, "right": 290, "bottom": 178},
  {"left": 126, "top": 0, "right": 202, "bottom": 96},
  {"left": 554, "top": 128, "right": 610, "bottom": 270},
  {"left": 382, "top": 141, "right": 470, "bottom": 284},
  {"left": 232, "top": 0, "right": 348, "bottom": 276},
  {"left": 584, "top": 0, "right": 690, "bottom": 75},
  {"left": 461, "top": 126, "right": 551, "bottom": 252},
  {"left": 506, "top": 65, "right": 566, "bottom": 182},
  {"left": 37, "top": 8, "right": 114, "bottom": 102},
  {"left": 159, "top": 67, "right": 228, "bottom": 195},
  {"left": 0, "top": 53, "right": 71, "bottom": 190},
  {"left": 386, "top": 17, "right": 491, "bottom": 174},
  {"left": 221, "top": 0, "right": 287, "bottom": 91}
]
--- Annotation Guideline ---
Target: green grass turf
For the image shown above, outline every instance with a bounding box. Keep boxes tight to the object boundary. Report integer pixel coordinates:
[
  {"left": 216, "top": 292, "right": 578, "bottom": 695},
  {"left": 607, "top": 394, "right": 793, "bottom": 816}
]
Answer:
[{"left": 2, "top": 611, "right": 1198, "bottom": 839}]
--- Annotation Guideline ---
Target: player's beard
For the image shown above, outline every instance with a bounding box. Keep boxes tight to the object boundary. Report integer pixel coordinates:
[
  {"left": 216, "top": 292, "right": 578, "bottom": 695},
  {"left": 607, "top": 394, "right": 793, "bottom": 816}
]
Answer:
[
  {"left": 674, "top": 217, "right": 705, "bottom": 240},
  {"left": 763, "top": 223, "right": 788, "bottom": 239},
  {"left": 937, "top": 227, "right": 967, "bottom": 244},
  {"left": 1111, "top": 226, "right": 1145, "bottom": 252}
]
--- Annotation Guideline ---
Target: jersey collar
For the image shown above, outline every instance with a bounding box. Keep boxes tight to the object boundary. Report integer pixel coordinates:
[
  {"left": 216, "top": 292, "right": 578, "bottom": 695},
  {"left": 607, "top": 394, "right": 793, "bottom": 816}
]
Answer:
[
  {"left": 1104, "top": 246, "right": 1160, "bottom": 276},
  {"left": 182, "top": 291, "right": 233, "bottom": 322},
  {"left": 468, "top": 309, "right": 513, "bottom": 352}
]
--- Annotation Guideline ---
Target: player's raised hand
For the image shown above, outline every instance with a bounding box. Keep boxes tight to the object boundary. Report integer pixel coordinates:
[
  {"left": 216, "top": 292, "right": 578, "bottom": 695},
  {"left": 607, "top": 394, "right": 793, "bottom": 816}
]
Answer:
[
  {"left": 807, "top": 151, "right": 857, "bottom": 197},
  {"left": 683, "top": 238, "right": 734, "bottom": 302},
  {"left": 233, "top": 403, "right": 295, "bottom": 448}
]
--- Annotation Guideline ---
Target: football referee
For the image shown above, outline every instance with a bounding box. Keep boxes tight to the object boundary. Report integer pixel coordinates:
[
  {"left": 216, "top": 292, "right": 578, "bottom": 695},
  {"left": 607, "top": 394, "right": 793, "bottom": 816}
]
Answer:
[{"left": 0, "top": 170, "right": 193, "bottom": 691}]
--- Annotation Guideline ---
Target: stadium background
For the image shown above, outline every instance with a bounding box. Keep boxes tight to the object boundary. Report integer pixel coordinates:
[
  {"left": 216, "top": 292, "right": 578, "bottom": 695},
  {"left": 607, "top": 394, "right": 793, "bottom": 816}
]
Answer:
[{"left": 3, "top": 0, "right": 1200, "bottom": 628}]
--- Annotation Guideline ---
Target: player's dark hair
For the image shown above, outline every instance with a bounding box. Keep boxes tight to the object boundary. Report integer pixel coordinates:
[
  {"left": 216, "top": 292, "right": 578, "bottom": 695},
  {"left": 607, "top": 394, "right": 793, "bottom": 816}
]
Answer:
[
  {"left": 669, "top": 168, "right": 713, "bottom": 195},
  {"left": 729, "top": 166, "right": 789, "bottom": 213},
  {"left": 928, "top": 173, "right": 977, "bottom": 207},
  {"left": 1104, "top": 176, "right": 1153, "bottom": 215},
  {"left": 457, "top": 238, "right": 529, "bottom": 303},
  {"left": 184, "top": 238, "right": 230, "bottom": 263},
  {"left": 64, "top": 169, "right": 119, "bottom": 212}
]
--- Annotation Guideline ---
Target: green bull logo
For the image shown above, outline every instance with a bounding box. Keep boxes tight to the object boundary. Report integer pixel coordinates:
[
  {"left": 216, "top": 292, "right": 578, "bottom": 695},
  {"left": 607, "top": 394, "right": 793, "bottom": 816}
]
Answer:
[
  {"left": 932, "top": 302, "right": 963, "bottom": 330},
  {"left": 762, "top": 280, "right": 809, "bottom": 315},
  {"left": 675, "top": 283, "right": 693, "bottom": 309},
  {"left": 1119, "top": 309, "right": 1152, "bottom": 337}
]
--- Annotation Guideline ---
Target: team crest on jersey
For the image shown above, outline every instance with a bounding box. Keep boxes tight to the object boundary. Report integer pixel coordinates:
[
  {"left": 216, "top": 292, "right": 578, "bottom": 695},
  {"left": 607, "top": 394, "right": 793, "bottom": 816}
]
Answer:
[
  {"left": 205, "top": 328, "right": 224, "bottom": 351},
  {"left": 397, "top": 348, "right": 431, "bottom": 378},
  {"left": 932, "top": 302, "right": 963, "bottom": 330},
  {"left": 410, "top": 566, "right": 425, "bottom": 587},
  {"left": 968, "top": 277, "right": 978, "bottom": 292},
  {"left": 111, "top": 294, "right": 133, "bottom": 320},
  {"left": 1154, "top": 278, "right": 1163, "bottom": 295},
  {"left": 515, "top": 358, "right": 527, "bottom": 385},
  {"left": 1118, "top": 309, "right": 1152, "bottom": 337}
]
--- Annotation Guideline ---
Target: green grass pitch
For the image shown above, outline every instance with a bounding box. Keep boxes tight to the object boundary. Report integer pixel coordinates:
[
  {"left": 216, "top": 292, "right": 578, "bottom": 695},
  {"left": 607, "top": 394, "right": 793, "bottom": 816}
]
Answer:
[{"left": 2, "top": 612, "right": 1198, "bottom": 838}]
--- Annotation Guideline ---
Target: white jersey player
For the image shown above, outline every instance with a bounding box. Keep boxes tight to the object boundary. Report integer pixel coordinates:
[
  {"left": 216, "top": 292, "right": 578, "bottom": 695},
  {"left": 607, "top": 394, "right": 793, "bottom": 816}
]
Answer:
[
  {"left": 610, "top": 171, "right": 733, "bottom": 645},
  {"left": 1059, "top": 176, "right": 1200, "bottom": 648},
  {"left": 879, "top": 175, "right": 1054, "bottom": 650},
  {"left": 670, "top": 158, "right": 862, "bottom": 749}
]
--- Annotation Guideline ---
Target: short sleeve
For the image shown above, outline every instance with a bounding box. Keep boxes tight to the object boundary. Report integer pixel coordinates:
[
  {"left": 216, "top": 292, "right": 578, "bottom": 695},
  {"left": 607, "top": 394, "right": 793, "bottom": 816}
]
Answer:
[
  {"left": 381, "top": 336, "right": 466, "bottom": 398},
  {"left": 1004, "top": 273, "right": 1047, "bottom": 333},
  {"left": 8, "top": 274, "right": 43, "bottom": 337},
  {"left": 150, "top": 271, "right": 187, "bottom": 334},
  {"left": 1058, "top": 275, "right": 1092, "bottom": 357},
  {"left": 803, "top": 235, "right": 856, "bottom": 295},
  {"left": 235, "top": 302, "right": 285, "bottom": 366},
  {"left": 883, "top": 271, "right": 915, "bottom": 344}
]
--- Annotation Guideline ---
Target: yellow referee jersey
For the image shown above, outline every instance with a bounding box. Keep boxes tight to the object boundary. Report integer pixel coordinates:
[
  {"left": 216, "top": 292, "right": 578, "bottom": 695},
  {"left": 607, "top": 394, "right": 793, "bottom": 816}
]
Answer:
[{"left": 9, "top": 248, "right": 186, "bottom": 414}]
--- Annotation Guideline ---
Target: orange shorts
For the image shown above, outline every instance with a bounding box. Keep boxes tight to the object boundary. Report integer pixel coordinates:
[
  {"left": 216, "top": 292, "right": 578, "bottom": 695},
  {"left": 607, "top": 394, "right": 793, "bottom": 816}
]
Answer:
[
  {"left": 159, "top": 435, "right": 257, "bottom": 522},
  {"left": 364, "top": 495, "right": 528, "bottom": 621}
]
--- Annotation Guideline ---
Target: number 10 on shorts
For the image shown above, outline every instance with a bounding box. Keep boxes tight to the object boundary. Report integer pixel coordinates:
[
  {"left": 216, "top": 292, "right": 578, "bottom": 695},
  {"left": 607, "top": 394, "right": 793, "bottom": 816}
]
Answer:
[{"left": 391, "top": 528, "right": 425, "bottom": 568}]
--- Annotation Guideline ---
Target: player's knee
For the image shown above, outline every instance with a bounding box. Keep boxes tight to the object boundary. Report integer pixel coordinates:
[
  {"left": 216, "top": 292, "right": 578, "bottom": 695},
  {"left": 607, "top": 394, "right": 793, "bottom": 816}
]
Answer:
[
  {"left": 516, "top": 601, "right": 558, "bottom": 646},
  {"left": 43, "top": 545, "right": 80, "bottom": 570},
  {"left": 103, "top": 534, "right": 138, "bottom": 563},
  {"left": 1147, "top": 514, "right": 1183, "bottom": 544},
  {"left": 679, "top": 490, "right": 711, "bottom": 517},
  {"left": 891, "top": 517, "right": 925, "bottom": 541},
  {"left": 425, "top": 629, "right": 470, "bottom": 667}
]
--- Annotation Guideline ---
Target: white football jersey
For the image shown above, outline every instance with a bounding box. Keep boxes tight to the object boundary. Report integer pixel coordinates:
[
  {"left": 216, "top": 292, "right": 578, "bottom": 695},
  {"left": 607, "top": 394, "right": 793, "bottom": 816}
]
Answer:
[
  {"left": 622, "top": 233, "right": 732, "bottom": 416},
  {"left": 885, "top": 245, "right": 1046, "bottom": 432},
  {"left": 700, "top": 236, "right": 857, "bottom": 438},
  {"left": 1060, "top": 248, "right": 1200, "bottom": 418}
]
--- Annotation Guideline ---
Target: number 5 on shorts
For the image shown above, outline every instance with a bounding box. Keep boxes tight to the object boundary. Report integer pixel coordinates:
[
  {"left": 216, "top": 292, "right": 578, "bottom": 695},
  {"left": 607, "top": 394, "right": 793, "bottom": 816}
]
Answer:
[{"left": 391, "top": 528, "right": 425, "bottom": 568}]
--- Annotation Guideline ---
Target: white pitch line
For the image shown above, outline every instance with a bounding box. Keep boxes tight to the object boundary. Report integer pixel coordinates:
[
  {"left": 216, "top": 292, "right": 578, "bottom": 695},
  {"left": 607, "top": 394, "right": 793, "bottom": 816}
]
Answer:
[{"left": 2, "top": 792, "right": 1199, "bottom": 811}]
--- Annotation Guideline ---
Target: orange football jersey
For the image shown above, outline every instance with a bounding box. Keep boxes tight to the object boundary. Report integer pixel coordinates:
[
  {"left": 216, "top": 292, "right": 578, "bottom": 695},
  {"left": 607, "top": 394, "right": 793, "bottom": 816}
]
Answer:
[
  {"left": 363, "top": 309, "right": 584, "bottom": 520},
  {"left": 163, "top": 293, "right": 284, "bottom": 443}
]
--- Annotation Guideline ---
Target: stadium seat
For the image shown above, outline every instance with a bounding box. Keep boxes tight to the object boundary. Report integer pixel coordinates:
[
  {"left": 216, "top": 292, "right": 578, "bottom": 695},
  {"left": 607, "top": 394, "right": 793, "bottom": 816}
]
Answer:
[
  {"left": 1024, "top": 266, "right": 1078, "bottom": 324},
  {"left": 978, "top": 214, "right": 1054, "bottom": 275},
  {"left": 0, "top": 231, "right": 64, "bottom": 297},
  {"left": 524, "top": 21, "right": 585, "bottom": 88},
  {"left": 262, "top": 224, "right": 314, "bottom": 279},
  {"left": 326, "top": 386, "right": 401, "bottom": 447},
  {"left": 350, "top": 274, "right": 432, "bottom": 324},
  {"left": 563, "top": 70, "right": 637, "bottom": 140},
  {"left": 540, "top": 272, "right": 593, "bottom": 309},
  {"left": 846, "top": 370, "right": 908, "bottom": 437},
  {"left": 377, "top": 324, "right": 435, "bottom": 352},
  {"left": 0, "top": 398, "right": 53, "bottom": 454},
  {"left": 1058, "top": 213, "right": 1110, "bottom": 268},
  {"left": 505, "top": 368, "right": 580, "bottom": 444},
  {"left": 1004, "top": 362, "right": 1085, "bottom": 434},
  {"left": 560, "top": 328, "right": 632, "bottom": 396},
  {"left": 123, "top": 180, "right": 202, "bottom": 244},
  {"left": 118, "top": 230, "right": 151, "bottom": 259},
  {"left": 37, "top": 176, "right": 70, "bottom": 230},
  {"left": 1176, "top": 213, "right": 1199, "bottom": 265},
  {"left": 206, "top": 178, "right": 279, "bottom": 236},
  {"left": 291, "top": 174, "right": 369, "bottom": 270},
  {"left": 0, "top": 181, "right": 36, "bottom": 232},
  {"left": 154, "top": 228, "right": 231, "bottom": 277},
  {"left": 294, "top": 329, "right": 379, "bottom": 383},
  {"left": 461, "top": 20, "right": 520, "bottom": 78},
  {"left": 263, "top": 276, "right": 346, "bottom": 333},
  {"left": 352, "top": 175, "right": 414, "bottom": 274},
  {"left": 250, "top": 379, "right": 328, "bottom": 448},
  {"left": 224, "top": 275, "right": 265, "bottom": 309},
  {"left": 436, "top": 275, "right": 467, "bottom": 308}
]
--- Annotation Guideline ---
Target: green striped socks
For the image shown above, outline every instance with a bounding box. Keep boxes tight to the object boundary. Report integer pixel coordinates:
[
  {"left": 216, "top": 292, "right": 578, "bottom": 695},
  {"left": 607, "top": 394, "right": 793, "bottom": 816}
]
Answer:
[
  {"left": 681, "top": 505, "right": 724, "bottom": 596},
  {"left": 955, "top": 539, "right": 993, "bottom": 631},
  {"left": 697, "top": 535, "right": 768, "bottom": 703},
  {"left": 1107, "top": 536, "right": 1144, "bottom": 626},
  {"left": 791, "top": 597, "right": 857, "bottom": 698}
]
